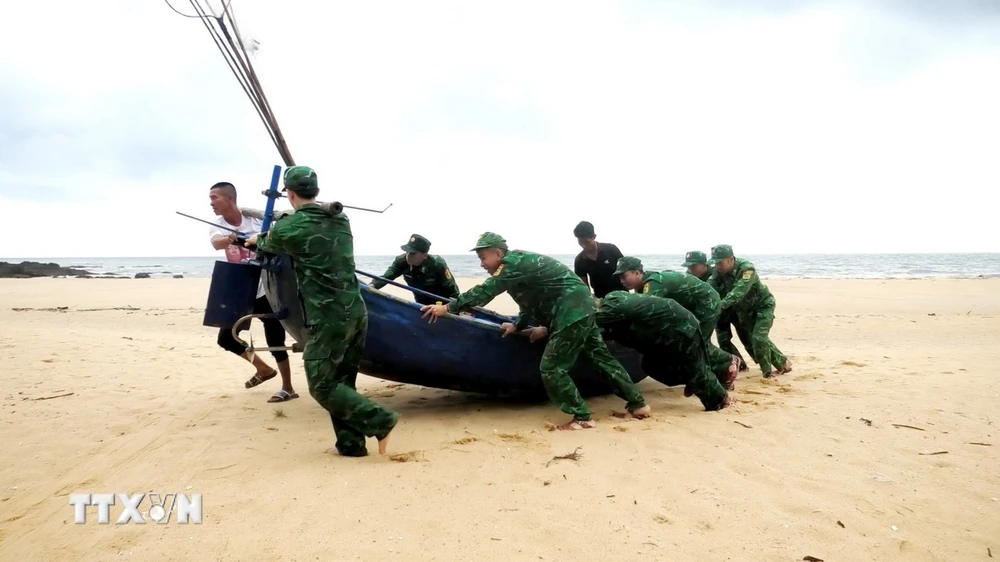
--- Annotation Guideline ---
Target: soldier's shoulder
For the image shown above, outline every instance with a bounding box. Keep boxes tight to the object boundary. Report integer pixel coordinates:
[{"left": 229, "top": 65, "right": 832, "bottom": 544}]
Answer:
[
  {"left": 391, "top": 253, "right": 407, "bottom": 264},
  {"left": 736, "top": 257, "right": 755, "bottom": 270}
]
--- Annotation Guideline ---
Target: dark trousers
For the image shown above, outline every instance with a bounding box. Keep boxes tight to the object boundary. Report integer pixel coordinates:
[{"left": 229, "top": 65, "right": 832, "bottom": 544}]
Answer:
[{"left": 217, "top": 296, "right": 289, "bottom": 363}]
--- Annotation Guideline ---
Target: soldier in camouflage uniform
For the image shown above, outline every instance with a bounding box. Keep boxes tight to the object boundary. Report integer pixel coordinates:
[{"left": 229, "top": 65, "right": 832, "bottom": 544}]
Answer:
[
  {"left": 595, "top": 292, "right": 732, "bottom": 411},
  {"left": 248, "top": 166, "right": 400, "bottom": 457},
  {"left": 614, "top": 256, "right": 739, "bottom": 389},
  {"left": 708, "top": 244, "right": 791, "bottom": 378},
  {"left": 371, "top": 234, "right": 461, "bottom": 306},
  {"left": 683, "top": 250, "right": 750, "bottom": 372},
  {"left": 420, "top": 232, "right": 650, "bottom": 430}
]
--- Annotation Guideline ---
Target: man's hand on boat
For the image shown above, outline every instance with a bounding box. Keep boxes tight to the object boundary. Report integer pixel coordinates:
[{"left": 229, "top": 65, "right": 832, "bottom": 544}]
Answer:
[
  {"left": 527, "top": 326, "right": 548, "bottom": 343},
  {"left": 419, "top": 303, "right": 450, "bottom": 323}
]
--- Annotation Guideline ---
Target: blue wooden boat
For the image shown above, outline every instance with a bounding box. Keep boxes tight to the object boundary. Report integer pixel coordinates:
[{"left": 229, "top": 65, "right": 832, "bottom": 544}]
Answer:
[{"left": 250, "top": 254, "right": 649, "bottom": 398}]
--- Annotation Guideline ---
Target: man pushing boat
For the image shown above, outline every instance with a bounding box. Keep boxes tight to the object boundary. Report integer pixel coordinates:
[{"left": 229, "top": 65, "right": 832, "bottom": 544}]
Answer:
[
  {"left": 246, "top": 166, "right": 400, "bottom": 457},
  {"left": 595, "top": 291, "right": 733, "bottom": 411},
  {"left": 420, "top": 232, "right": 651, "bottom": 430}
]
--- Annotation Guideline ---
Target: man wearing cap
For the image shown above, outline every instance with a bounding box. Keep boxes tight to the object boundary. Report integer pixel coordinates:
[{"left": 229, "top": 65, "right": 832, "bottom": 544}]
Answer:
[
  {"left": 246, "top": 166, "right": 400, "bottom": 457},
  {"left": 419, "top": 232, "right": 651, "bottom": 430},
  {"left": 595, "top": 291, "right": 732, "bottom": 411},
  {"left": 683, "top": 250, "right": 750, "bottom": 372},
  {"left": 708, "top": 244, "right": 791, "bottom": 378},
  {"left": 572, "top": 221, "right": 625, "bottom": 299},
  {"left": 614, "top": 256, "right": 739, "bottom": 389},
  {"left": 370, "top": 234, "right": 461, "bottom": 306}
]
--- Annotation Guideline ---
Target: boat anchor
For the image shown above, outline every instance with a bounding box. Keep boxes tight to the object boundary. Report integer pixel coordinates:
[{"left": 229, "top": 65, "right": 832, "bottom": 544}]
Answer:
[{"left": 232, "top": 312, "right": 304, "bottom": 362}]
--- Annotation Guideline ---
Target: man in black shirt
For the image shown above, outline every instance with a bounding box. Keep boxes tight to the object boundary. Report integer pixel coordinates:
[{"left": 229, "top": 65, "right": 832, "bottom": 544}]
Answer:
[{"left": 572, "top": 221, "right": 625, "bottom": 298}]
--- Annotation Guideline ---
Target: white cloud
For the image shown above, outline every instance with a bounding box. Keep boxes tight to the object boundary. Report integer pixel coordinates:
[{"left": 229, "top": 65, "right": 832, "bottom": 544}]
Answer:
[{"left": 1, "top": 0, "right": 998, "bottom": 258}]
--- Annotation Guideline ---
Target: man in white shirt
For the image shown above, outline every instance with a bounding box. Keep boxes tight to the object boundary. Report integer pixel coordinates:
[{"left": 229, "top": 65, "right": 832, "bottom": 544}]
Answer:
[{"left": 209, "top": 181, "right": 297, "bottom": 403}]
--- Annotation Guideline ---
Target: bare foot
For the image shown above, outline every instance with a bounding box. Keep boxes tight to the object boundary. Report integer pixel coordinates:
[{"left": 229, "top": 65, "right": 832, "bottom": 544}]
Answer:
[
  {"left": 629, "top": 405, "right": 651, "bottom": 419},
  {"left": 378, "top": 429, "right": 395, "bottom": 455},
  {"left": 780, "top": 360, "right": 793, "bottom": 374},
  {"left": 557, "top": 419, "right": 597, "bottom": 430}
]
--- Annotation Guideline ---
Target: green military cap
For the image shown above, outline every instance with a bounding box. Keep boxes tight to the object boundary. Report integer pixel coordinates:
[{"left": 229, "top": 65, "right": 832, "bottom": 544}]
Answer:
[
  {"left": 682, "top": 250, "right": 708, "bottom": 267},
  {"left": 282, "top": 166, "right": 318, "bottom": 193},
  {"left": 401, "top": 234, "right": 431, "bottom": 254},
  {"left": 612, "top": 256, "right": 643, "bottom": 276},
  {"left": 470, "top": 232, "right": 508, "bottom": 251},
  {"left": 710, "top": 244, "right": 734, "bottom": 263}
]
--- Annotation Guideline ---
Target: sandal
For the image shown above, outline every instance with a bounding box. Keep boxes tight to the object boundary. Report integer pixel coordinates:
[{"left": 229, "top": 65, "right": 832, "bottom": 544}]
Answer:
[
  {"left": 245, "top": 369, "right": 277, "bottom": 389},
  {"left": 725, "top": 356, "right": 739, "bottom": 390},
  {"left": 557, "top": 419, "right": 597, "bottom": 430},
  {"left": 267, "top": 389, "right": 299, "bottom": 403}
]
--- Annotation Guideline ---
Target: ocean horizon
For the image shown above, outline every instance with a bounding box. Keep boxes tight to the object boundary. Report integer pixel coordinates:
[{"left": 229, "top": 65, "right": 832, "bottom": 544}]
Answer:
[{"left": 4, "top": 253, "right": 999, "bottom": 280}]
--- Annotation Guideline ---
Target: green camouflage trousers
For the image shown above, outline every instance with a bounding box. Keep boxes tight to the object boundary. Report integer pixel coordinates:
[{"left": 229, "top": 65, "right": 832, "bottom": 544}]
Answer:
[
  {"left": 737, "top": 297, "right": 788, "bottom": 375},
  {"left": 696, "top": 302, "right": 738, "bottom": 381},
  {"left": 716, "top": 308, "right": 751, "bottom": 362},
  {"left": 538, "top": 316, "right": 647, "bottom": 421},
  {"left": 303, "top": 314, "right": 400, "bottom": 456},
  {"left": 639, "top": 332, "right": 728, "bottom": 411}
]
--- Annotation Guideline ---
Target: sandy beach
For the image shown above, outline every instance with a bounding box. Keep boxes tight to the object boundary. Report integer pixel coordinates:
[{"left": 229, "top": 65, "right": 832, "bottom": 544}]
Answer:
[{"left": 1, "top": 276, "right": 998, "bottom": 561}]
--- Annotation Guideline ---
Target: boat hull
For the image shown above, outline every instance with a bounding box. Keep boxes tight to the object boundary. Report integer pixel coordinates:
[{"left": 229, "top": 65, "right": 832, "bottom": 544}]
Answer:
[{"left": 262, "top": 262, "right": 649, "bottom": 397}]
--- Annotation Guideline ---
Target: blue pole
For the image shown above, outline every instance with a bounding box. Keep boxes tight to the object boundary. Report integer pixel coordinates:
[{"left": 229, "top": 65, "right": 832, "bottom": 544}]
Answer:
[{"left": 260, "top": 164, "right": 282, "bottom": 234}]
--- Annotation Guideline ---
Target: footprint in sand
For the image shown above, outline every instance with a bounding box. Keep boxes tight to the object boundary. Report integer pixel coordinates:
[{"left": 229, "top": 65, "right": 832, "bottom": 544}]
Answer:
[
  {"left": 497, "top": 433, "right": 527, "bottom": 443},
  {"left": 389, "top": 451, "right": 427, "bottom": 463},
  {"left": 839, "top": 361, "right": 866, "bottom": 368}
]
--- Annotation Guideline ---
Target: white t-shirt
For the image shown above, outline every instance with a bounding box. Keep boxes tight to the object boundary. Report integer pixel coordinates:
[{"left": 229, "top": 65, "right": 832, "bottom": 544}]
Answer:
[{"left": 209, "top": 215, "right": 266, "bottom": 299}]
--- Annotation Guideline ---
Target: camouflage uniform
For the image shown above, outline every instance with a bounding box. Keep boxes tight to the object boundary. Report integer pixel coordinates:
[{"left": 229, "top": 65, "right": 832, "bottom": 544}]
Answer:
[
  {"left": 683, "top": 250, "right": 751, "bottom": 365},
  {"left": 614, "top": 256, "right": 735, "bottom": 378},
  {"left": 595, "top": 292, "right": 728, "bottom": 410},
  {"left": 370, "top": 234, "right": 460, "bottom": 306},
  {"left": 256, "top": 166, "right": 399, "bottom": 456},
  {"left": 447, "top": 233, "right": 647, "bottom": 422},
  {"left": 708, "top": 245, "right": 787, "bottom": 376}
]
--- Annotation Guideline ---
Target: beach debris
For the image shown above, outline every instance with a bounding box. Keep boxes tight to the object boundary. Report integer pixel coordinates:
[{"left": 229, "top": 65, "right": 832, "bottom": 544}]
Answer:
[
  {"left": 860, "top": 418, "right": 873, "bottom": 426},
  {"left": 968, "top": 442, "right": 992, "bottom": 447},
  {"left": 546, "top": 447, "right": 583, "bottom": 467},
  {"left": 24, "top": 392, "right": 74, "bottom": 401},
  {"left": 733, "top": 421, "right": 753, "bottom": 429},
  {"left": 803, "top": 556, "right": 824, "bottom": 562},
  {"left": 988, "top": 547, "right": 992, "bottom": 558},
  {"left": 927, "top": 313, "right": 936, "bottom": 316},
  {"left": 918, "top": 451, "right": 948, "bottom": 455},
  {"left": 873, "top": 473, "right": 892, "bottom": 482},
  {"left": 273, "top": 408, "right": 287, "bottom": 419},
  {"left": 892, "top": 424, "right": 925, "bottom": 431},
  {"left": 891, "top": 525, "right": 898, "bottom": 531},
  {"left": 837, "top": 521, "right": 845, "bottom": 528},
  {"left": 543, "top": 480, "right": 551, "bottom": 486}
]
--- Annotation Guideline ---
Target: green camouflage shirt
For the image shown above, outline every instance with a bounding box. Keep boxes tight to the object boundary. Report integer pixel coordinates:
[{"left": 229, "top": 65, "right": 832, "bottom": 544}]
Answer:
[
  {"left": 255, "top": 204, "right": 365, "bottom": 325},
  {"left": 640, "top": 270, "right": 720, "bottom": 314},
  {"left": 596, "top": 291, "right": 700, "bottom": 345},
  {"left": 447, "top": 250, "right": 595, "bottom": 331},
  {"left": 371, "top": 254, "right": 460, "bottom": 305},
  {"left": 708, "top": 257, "right": 773, "bottom": 313}
]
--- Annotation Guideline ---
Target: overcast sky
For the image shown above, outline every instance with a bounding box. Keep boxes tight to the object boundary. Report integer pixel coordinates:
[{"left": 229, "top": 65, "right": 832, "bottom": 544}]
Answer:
[{"left": 2, "top": 0, "right": 999, "bottom": 258}]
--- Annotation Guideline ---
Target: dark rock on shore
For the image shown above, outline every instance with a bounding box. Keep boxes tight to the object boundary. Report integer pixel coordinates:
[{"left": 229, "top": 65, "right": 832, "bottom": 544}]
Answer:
[
  {"left": 135, "top": 273, "right": 151, "bottom": 279},
  {"left": 0, "top": 261, "right": 93, "bottom": 279}
]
